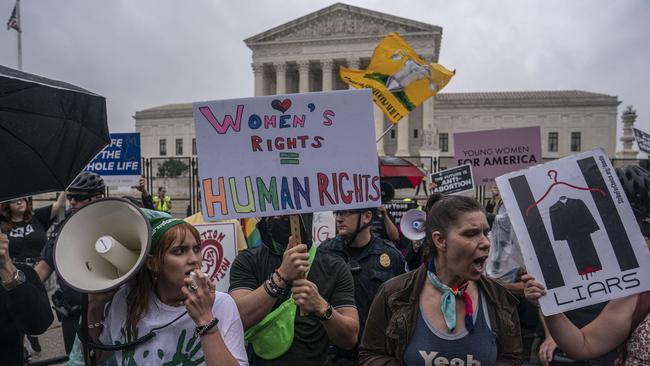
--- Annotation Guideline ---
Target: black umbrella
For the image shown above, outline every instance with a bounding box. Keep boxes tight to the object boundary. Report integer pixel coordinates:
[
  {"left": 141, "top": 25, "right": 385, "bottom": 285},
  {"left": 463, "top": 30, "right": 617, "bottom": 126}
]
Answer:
[{"left": 0, "top": 65, "right": 110, "bottom": 201}]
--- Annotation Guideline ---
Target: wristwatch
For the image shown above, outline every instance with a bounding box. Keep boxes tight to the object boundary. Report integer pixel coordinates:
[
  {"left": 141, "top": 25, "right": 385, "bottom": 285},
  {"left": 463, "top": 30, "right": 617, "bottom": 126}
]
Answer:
[
  {"left": 1, "top": 268, "right": 26, "bottom": 291},
  {"left": 318, "top": 303, "right": 333, "bottom": 321}
]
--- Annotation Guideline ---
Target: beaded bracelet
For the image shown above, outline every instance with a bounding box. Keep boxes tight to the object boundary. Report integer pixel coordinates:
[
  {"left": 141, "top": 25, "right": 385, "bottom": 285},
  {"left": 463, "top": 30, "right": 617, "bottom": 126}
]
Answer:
[
  {"left": 263, "top": 280, "right": 281, "bottom": 298},
  {"left": 266, "top": 275, "right": 284, "bottom": 297},
  {"left": 267, "top": 273, "right": 285, "bottom": 294},
  {"left": 274, "top": 269, "right": 288, "bottom": 286},
  {"left": 195, "top": 317, "right": 219, "bottom": 337}
]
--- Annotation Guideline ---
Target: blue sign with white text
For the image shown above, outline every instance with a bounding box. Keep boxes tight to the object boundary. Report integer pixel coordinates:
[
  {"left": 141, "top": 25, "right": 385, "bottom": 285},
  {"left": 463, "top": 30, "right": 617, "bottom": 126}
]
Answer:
[{"left": 85, "top": 133, "right": 141, "bottom": 186}]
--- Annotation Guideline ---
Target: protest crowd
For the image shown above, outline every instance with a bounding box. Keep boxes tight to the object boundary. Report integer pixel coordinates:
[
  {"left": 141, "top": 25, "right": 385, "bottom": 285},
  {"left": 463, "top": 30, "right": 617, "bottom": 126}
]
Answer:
[
  {"left": 1, "top": 13, "right": 649, "bottom": 366},
  {"left": 0, "top": 159, "right": 648, "bottom": 366}
]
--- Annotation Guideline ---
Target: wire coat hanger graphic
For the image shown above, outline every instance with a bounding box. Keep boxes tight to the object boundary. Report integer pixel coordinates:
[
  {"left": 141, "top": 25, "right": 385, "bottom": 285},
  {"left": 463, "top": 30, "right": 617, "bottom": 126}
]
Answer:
[{"left": 524, "top": 170, "right": 606, "bottom": 216}]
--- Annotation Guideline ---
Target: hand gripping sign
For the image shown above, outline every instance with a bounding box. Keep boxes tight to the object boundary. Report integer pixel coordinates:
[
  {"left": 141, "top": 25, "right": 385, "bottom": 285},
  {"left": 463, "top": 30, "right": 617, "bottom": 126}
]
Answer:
[{"left": 496, "top": 149, "right": 650, "bottom": 315}]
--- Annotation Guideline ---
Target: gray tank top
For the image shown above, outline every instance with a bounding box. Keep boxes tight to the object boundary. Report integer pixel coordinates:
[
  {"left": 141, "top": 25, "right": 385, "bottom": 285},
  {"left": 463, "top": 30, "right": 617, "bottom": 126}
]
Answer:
[{"left": 403, "top": 290, "right": 498, "bottom": 365}]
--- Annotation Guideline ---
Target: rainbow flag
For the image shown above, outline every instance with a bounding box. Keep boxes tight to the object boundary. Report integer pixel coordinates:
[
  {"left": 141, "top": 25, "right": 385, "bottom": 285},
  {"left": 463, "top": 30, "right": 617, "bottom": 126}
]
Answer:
[{"left": 243, "top": 217, "right": 262, "bottom": 248}]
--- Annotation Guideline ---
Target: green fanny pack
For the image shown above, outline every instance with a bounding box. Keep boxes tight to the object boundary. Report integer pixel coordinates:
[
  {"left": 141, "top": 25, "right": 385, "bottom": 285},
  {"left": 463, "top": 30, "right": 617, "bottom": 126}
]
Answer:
[{"left": 244, "top": 245, "right": 317, "bottom": 360}]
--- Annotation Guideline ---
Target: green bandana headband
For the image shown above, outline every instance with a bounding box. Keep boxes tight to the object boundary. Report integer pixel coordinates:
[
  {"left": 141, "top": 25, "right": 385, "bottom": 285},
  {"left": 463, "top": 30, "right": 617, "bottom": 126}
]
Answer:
[{"left": 149, "top": 216, "right": 185, "bottom": 254}]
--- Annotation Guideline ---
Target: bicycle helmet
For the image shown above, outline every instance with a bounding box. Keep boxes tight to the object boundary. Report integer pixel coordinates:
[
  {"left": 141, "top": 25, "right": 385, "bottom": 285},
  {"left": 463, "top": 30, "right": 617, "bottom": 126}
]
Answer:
[
  {"left": 68, "top": 171, "right": 106, "bottom": 194},
  {"left": 615, "top": 165, "right": 650, "bottom": 216}
]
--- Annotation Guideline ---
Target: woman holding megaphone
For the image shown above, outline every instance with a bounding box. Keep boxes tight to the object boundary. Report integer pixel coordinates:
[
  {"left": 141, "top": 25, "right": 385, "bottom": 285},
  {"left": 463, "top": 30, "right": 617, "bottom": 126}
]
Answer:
[{"left": 86, "top": 215, "right": 248, "bottom": 365}]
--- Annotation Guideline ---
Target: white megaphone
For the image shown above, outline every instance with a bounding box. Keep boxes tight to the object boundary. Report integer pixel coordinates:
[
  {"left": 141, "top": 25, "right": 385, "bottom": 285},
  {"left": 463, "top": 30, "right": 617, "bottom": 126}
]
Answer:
[
  {"left": 401, "top": 209, "right": 427, "bottom": 241},
  {"left": 54, "top": 198, "right": 151, "bottom": 293}
]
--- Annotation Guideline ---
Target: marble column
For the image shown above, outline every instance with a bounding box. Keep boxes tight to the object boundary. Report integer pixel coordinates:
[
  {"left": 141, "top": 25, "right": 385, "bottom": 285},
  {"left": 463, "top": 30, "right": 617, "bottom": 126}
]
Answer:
[
  {"left": 252, "top": 62, "right": 264, "bottom": 96},
  {"left": 347, "top": 57, "right": 360, "bottom": 89},
  {"left": 374, "top": 105, "right": 386, "bottom": 156},
  {"left": 297, "top": 60, "right": 310, "bottom": 93},
  {"left": 321, "top": 59, "right": 333, "bottom": 91},
  {"left": 396, "top": 115, "right": 410, "bottom": 156},
  {"left": 274, "top": 62, "right": 287, "bottom": 95},
  {"left": 419, "top": 97, "right": 438, "bottom": 158}
]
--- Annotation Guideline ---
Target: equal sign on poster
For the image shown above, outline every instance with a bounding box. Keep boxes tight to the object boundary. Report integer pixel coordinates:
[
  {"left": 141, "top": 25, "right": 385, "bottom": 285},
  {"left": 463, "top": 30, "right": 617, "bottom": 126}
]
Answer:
[{"left": 496, "top": 149, "right": 650, "bottom": 315}]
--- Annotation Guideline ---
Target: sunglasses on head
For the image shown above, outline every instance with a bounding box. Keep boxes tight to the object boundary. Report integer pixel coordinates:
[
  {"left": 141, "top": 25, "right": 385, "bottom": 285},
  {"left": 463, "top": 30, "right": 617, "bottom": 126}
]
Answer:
[{"left": 66, "top": 193, "right": 93, "bottom": 202}]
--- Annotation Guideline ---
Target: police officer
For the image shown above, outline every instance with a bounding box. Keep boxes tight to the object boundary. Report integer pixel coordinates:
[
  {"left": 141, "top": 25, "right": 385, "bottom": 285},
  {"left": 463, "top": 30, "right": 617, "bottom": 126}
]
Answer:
[
  {"left": 34, "top": 171, "right": 106, "bottom": 353},
  {"left": 319, "top": 207, "right": 405, "bottom": 365}
]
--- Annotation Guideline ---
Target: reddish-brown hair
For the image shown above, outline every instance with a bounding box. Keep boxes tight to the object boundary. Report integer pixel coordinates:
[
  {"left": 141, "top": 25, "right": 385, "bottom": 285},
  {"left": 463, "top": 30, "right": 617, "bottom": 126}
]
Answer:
[
  {"left": 124, "top": 222, "right": 201, "bottom": 339},
  {"left": 0, "top": 198, "right": 33, "bottom": 233}
]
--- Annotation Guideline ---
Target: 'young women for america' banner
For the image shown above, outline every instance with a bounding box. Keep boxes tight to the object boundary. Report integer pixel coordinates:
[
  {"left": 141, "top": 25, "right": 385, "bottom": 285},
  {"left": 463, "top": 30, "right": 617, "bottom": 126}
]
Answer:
[{"left": 192, "top": 89, "right": 381, "bottom": 221}]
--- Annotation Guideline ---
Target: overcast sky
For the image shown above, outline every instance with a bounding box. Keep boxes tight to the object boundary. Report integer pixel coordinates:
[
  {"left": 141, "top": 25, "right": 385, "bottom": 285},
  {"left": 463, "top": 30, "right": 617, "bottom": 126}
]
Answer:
[{"left": 1, "top": 0, "right": 648, "bottom": 150}]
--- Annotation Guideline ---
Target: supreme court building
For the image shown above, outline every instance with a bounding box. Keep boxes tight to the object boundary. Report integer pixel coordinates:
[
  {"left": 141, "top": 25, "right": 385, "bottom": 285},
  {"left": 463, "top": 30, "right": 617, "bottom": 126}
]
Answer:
[{"left": 135, "top": 3, "right": 629, "bottom": 169}]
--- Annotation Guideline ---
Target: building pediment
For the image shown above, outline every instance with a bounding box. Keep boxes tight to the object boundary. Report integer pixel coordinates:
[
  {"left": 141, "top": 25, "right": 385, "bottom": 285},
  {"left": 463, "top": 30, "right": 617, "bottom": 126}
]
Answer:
[{"left": 245, "top": 3, "right": 441, "bottom": 46}]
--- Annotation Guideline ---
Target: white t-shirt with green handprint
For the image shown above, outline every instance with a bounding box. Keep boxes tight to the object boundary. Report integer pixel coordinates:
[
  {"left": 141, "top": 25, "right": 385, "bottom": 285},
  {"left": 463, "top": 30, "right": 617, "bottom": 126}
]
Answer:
[{"left": 99, "top": 286, "right": 248, "bottom": 365}]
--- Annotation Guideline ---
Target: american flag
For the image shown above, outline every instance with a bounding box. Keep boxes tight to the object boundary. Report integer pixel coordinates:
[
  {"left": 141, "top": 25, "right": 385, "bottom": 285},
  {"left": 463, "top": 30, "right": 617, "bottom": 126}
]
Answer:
[{"left": 6, "top": 5, "right": 19, "bottom": 31}]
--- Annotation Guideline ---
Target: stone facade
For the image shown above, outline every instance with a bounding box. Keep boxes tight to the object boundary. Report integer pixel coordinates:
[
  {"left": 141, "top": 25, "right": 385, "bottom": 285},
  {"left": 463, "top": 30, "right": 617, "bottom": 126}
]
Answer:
[{"left": 135, "top": 3, "right": 622, "bottom": 164}]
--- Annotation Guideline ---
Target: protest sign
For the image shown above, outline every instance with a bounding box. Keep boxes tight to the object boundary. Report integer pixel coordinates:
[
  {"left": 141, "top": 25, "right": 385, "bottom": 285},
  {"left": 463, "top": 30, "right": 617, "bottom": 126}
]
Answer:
[
  {"left": 633, "top": 128, "right": 650, "bottom": 154},
  {"left": 193, "top": 89, "right": 381, "bottom": 221},
  {"left": 312, "top": 211, "right": 335, "bottom": 246},
  {"left": 340, "top": 32, "right": 454, "bottom": 123},
  {"left": 496, "top": 149, "right": 650, "bottom": 315},
  {"left": 429, "top": 164, "right": 474, "bottom": 195},
  {"left": 84, "top": 133, "right": 141, "bottom": 187},
  {"left": 454, "top": 126, "right": 541, "bottom": 185},
  {"left": 195, "top": 222, "right": 238, "bottom": 292},
  {"left": 385, "top": 200, "right": 419, "bottom": 225}
]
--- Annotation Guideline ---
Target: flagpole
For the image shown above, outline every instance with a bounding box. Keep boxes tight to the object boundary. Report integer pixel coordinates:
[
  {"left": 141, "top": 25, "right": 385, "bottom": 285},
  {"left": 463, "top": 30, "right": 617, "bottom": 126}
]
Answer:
[
  {"left": 16, "top": 0, "right": 22, "bottom": 70},
  {"left": 376, "top": 124, "right": 395, "bottom": 143}
]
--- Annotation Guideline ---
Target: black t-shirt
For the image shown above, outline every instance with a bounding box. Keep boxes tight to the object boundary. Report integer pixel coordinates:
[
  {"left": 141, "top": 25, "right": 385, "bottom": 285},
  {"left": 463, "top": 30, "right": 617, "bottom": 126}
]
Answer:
[
  {"left": 229, "top": 243, "right": 356, "bottom": 366},
  {"left": 5, "top": 206, "right": 52, "bottom": 261}
]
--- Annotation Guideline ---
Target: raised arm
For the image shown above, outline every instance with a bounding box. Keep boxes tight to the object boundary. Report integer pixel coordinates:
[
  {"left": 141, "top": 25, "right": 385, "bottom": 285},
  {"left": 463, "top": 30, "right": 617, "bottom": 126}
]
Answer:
[
  {"left": 523, "top": 274, "right": 636, "bottom": 360},
  {"left": 229, "top": 244, "right": 309, "bottom": 328}
]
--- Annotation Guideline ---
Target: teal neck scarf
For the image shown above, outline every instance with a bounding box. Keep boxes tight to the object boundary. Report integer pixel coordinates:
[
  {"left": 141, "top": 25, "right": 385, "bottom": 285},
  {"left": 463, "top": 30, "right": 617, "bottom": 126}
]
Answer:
[{"left": 426, "top": 259, "right": 474, "bottom": 333}]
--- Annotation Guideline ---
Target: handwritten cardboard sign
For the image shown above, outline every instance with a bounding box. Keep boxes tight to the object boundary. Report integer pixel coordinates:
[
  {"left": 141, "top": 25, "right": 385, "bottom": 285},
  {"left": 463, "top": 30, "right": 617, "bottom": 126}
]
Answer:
[
  {"left": 84, "top": 133, "right": 141, "bottom": 186},
  {"left": 430, "top": 164, "right": 474, "bottom": 195},
  {"left": 454, "top": 126, "right": 541, "bottom": 185},
  {"left": 496, "top": 149, "right": 650, "bottom": 315},
  {"left": 195, "top": 222, "right": 238, "bottom": 292},
  {"left": 193, "top": 90, "right": 381, "bottom": 221}
]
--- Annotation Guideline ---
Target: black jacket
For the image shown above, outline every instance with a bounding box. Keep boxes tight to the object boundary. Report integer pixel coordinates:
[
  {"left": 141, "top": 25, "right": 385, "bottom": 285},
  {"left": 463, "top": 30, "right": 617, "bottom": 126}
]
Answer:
[{"left": 0, "top": 264, "right": 53, "bottom": 365}]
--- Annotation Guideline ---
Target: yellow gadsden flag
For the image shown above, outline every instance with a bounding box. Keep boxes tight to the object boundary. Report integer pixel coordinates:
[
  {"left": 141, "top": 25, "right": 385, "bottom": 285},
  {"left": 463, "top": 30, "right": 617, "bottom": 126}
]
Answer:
[{"left": 340, "top": 32, "right": 455, "bottom": 123}]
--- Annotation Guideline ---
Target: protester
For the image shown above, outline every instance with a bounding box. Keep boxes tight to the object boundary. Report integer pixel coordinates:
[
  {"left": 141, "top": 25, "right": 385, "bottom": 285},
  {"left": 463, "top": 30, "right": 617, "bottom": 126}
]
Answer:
[
  {"left": 404, "top": 193, "right": 439, "bottom": 271},
  {"left": 86, "top": 215, "right": 247, "bottom": 365},
  {"left": 0, "top": 194, "right": 65, "bottom": 355},
  {"left": 360, "top": 194, "right": 523, "bottom": 365},
  {"left": 0, "top": 232, "right": 53, "bottom": 365},
  {"left": 524, "top": 276, "right": 649, "bottom": 365},
  {"left": 485, "top": 185, "right": 503, "bottom": 214},
  {"left": 229, "top": 214, "right": 359, "bottom": 365},
  {"left": 133, "top": 176, "right": 154, "bottom": 210},
  {"left": 370, "top": 205, "right": 400, "bottom": 243},
  {"left": 537, "top": 302, "right": 616, "bottom": 366},
  {"left": 319, "top": 207, "right": 405, "bottom": 365},
  {"left": 34, "top": 171, "right": 106, "bottom": 353},
  {"left": 521, "top": 164, "right": 650, "bottom": 365},
  {"left": 153, "top": 186, "right": 172, "bottom": 214}
]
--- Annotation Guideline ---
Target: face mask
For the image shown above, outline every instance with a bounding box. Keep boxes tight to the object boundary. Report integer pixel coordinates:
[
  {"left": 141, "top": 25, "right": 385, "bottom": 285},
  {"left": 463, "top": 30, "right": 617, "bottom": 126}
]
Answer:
[{"left": 266, "top": 217, "right": 291, "bottom": 247}]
